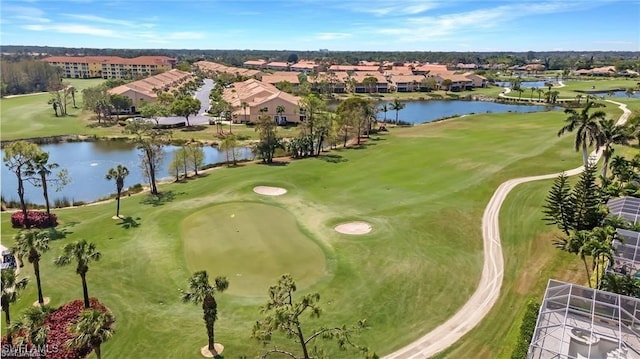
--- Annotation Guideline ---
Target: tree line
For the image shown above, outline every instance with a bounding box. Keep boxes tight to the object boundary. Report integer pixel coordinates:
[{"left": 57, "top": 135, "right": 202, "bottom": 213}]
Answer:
[
  {"left": 0, "top": 60, "right": 61, "bottom": 97},
  {"left": 544, "top": 100, "right": 640, "bottom": 297}
]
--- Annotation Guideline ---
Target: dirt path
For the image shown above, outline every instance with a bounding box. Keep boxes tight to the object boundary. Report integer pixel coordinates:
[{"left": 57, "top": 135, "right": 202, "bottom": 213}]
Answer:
[{"left": 383, "top": 100, "right": 630, "bottom": 359}]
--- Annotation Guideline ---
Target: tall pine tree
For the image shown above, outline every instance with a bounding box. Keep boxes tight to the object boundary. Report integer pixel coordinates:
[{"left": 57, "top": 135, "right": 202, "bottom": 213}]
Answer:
[
  {"left": 572, "top": 161, "right": 605, "bottom": 231},
  {"left": 543, "top": 172, "right": 575, "bottom": 235}
]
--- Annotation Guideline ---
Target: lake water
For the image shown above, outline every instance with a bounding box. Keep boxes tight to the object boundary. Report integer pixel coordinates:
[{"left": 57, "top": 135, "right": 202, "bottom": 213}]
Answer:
[
  {"left": 1, "top": 141, "right": 253, "bottom": 205},
  {"left": 493, "top": 80, "right": 556, "bottom": 89},
  {"left": 377, "top": 100, "right": 556, "bottom": 124},
  {"left": 597, "top": 90, "right": 640, "bottom": 99}
]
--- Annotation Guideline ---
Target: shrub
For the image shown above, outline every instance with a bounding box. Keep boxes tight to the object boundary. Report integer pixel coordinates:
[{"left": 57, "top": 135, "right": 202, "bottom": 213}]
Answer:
[
  {"left": 11, "top": 211, "right": 58, "bottom": 228},
  {"left": 1, "top": 298, "right": 111, "bottom": 359},
  {"left": 511, "top": 300, "right": 541, "bottom": 359}
]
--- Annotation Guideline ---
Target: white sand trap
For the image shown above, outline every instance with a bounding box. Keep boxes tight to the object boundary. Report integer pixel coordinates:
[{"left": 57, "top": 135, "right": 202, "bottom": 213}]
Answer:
[
  {"left": 253, "top": 186, "right": 287, "bottom": 196},
  {"left": 334, "top": 221, "right": 372, "bottom": 235},
  {"left": 200, "top": 344, "right": 224, "bottom": 357}
]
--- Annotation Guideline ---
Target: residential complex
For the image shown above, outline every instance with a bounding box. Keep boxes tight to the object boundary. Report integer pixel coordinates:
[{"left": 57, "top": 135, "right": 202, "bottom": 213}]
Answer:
[
  {"left": 221, "top": 78, "right": 301, "bottom": 124},
  {"left": 42, "top": 56, "right": 176, "bottom": 79},
  {"left": 107, "top": 69, "right": 195, "bottom": 107}
]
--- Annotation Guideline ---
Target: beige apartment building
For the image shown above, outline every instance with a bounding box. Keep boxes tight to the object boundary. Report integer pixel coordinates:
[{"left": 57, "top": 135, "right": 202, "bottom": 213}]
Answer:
[
  {"left": 108, "top": 69, "right": 195, "bottom": 107},
  {"left": 42, "top": 56, "right": 176, "bottom": 79},
  {"left": 222, "top": 79, "right": 301, "bottom": 124}
]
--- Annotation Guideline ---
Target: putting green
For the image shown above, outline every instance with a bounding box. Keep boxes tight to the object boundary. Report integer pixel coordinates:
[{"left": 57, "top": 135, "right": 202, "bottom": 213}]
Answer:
[{"left": 181, "top": 202, "right": 327, "bottom": 296}]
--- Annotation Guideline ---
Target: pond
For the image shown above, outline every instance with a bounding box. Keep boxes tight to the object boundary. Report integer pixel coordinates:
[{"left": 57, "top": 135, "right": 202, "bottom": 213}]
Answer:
[
  {"left": 493, "top": 80, "right": 557, "bottom": 89},
  {"left": 1, "top": 141, "right": 254, "bottom": 205},
  {"left": 594, "top": 90, "right": 640, "bottom": 99},
  {"left": 377, "top": 100, "right": 557, "bottom": 124}
]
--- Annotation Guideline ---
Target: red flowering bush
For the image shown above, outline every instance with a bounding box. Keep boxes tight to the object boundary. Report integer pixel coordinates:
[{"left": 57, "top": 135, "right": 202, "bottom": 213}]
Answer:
[
  {"left": 1, "top": 298, "right": 111, "bottom": 359},
  {"left": 10, "top": 211, "right": 58, "bottom": 228}
]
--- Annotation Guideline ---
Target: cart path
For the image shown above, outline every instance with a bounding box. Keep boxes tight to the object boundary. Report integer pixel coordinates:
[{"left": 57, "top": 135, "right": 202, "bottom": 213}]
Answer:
[{"left": 383, "top": 100, "right": 630, "bottom": 359}]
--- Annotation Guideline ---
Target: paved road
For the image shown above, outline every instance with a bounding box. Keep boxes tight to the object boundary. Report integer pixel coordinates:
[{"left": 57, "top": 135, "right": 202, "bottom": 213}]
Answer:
[
  {"left": 383, "top": 99, "right": 631, "bottom": 359},
  {"left": 153, "top": 78, "right": 214, "bottom": 126}
]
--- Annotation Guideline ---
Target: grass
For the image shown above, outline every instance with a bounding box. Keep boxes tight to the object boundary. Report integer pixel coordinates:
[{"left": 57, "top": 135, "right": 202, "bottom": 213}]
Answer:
[
  {"left": 181, "top": 201, "right": 327, "bottom": 296},
  {"left": 1, "top": 107, "right": 596, "bottom": 358}
]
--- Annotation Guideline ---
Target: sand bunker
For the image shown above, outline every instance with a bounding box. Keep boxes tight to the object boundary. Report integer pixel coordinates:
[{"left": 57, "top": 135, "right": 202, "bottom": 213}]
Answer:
[
  {"left": 253, "top": 186, "right": 287, "bottom": 196},
  {"left": 334, "top": 221, "right": 372, "bottom": 235},
  {"left": 200, "top": 344, "right": 224, "bottom": 358}
]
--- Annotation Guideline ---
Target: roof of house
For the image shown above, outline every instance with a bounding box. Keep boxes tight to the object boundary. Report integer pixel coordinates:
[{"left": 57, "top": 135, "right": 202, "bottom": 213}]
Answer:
[
  {"left": 108, "top": 69, "right": 193, "bottom": 99},
  {"left": 384, "top": 66, "right": 414, "bottom": 76},
  {"left": 243, "top": 60, "right": 267, "bottom": 66},
  {"left": 261, "top": 71, "right": 301, "bottom": 84},
  {"left": 328, "top": 65, "right": 380, "bottom": 72},
  {"left": 195, "top": 61, "right": 262, "bottom": 78},
  {"left": 412, "top": 64, "right": 449, "bottom": 73},
  {"left": 351, "top": 71, "right": 387, "bottom": 83},
  {"left": 222, "top": 79, "right": 300, "bottom": 110},
  {"left": 391, "top": 74, "right": 425, "bottom": 83},
  {"left": 290, "top": 63, "right": 318, "bottom": 70},
  {"left": 434, "top": 72, "right": 474, "bottom": 82},
  {"left": 43, "top": 55, "right": 175, "bottom": 66},
  {"left": 266, "top": 61, "right": 289, "bottom": 68}
]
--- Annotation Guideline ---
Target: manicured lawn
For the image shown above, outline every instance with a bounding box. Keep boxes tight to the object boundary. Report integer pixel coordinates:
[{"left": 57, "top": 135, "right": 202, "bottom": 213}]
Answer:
[
  {"left": 0, "top": 79, "right": 120, "bottom": 141},
  {"left": 1, "top": 107, "right": 596, "bottom": 358},
  {"left": 181, "top": 202, "right": 327, "bottom": 296}
]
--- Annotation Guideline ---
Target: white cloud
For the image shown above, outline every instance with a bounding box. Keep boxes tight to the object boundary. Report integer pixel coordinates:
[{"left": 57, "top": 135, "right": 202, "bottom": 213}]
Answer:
[
  {"left": 337, "top": 0, "right": 442, "bottom": 16},
  {"left": 22, "top": 23, "right": 123, "bottom": 38},
  {"left": 375, "top": 1, "right": 580, "bottom": 43},
  {"left": 315, "top": 32, "right": 352, "bottom": 40},
  {"left": 61, "top": 14, "right": 138, "bottom": 27},
  {"left": 3, "top": 5, "right": 50, "bottom": 23}
]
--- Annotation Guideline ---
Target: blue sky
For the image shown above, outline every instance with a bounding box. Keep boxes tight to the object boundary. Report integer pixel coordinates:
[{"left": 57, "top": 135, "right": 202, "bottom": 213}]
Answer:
[{"left": 1, "top": 0, "right": 639, "bottom": 51}]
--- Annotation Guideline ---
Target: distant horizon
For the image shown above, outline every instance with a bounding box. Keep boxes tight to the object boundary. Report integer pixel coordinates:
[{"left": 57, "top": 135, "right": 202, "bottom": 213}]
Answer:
[
  {"left": 3, "top": 45, "right": 639, "bottom": 55},
  {"left": 1, "top": 0, "right": 639, "bottom": 52}
]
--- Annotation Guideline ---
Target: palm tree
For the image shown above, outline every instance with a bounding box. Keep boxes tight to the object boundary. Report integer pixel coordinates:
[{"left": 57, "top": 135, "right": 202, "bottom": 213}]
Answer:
[
  {"left": 557, "top": 101, "right": 606, "bottom": 167},
  {"left": 536, "top": 88, "right": 545, "bottom": 102},
  {"left": 390, "top": 98, "right": 405, "bottom": 124},
  {"left": 54, "top": 240, "right": 101, "bottom": 309},
  {"left": 276, "top": 105, "right": 285, "bottom": 125},
  {"left": 241, "top": 101, "right": 248, "bottom": 123},
  {"left": 598, "top": 119, "right": 632, "bottom": 178},
  {"left": 1, "top": 269, "right": 29, "bottom": 325},
  {"left": 585, "top": 236, "right": 614, "bottom": 289},
  {"left": 380, "top": 103, "right": 388, "bottom": 124},
  {"left": 25, "top": 152, "right": 59, "bottom": 217},
  {"left": 575, "top": 94, "right": 583, "bottom": 105},
  {"left": 67, "top": 308, "right": 115, "bottom": 359},
  {"left": 182, "top": 271, "right": 229, "bottom": 356},
  {"left": 530, "top": 87, "right": 536, "bottom": 101},
  {"left": 15, "top": 305, "right": 52, "bottom": 358},
  {"left": 554, "top": 230, "right": 593, "bottom": 287},
  {"left": 13, "top": 230, "right": 50, "bottom": 306},
  {"left": 105, "top": 165, "right": 130, "bottom": 218}
]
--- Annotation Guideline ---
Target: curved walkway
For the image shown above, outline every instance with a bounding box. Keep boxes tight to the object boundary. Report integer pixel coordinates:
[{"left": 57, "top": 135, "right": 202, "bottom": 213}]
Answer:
[{"left": 383, "top": 99, "right": 630, "bottom": 359}]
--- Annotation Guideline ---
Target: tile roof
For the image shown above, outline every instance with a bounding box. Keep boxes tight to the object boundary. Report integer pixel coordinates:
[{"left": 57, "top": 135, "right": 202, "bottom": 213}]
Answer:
[
  {"left": 222, "top": 79, "right": 300, "bottom": 109},
  {"left": 261, "top": 71, "right": 301, "bottom": 84},
  {"left": 107, "top": 69, "right": 193, "bottom": 99},
  {"left": 43, "top": 55, "right": 175, "bottom": 66}
]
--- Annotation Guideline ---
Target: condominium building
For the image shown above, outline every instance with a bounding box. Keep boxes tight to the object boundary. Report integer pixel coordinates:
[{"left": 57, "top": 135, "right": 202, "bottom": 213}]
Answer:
[
  {"left": 108, "top": 69, "right": 195, "bottom": 107},
  {"left": 42, "top": 56, "right": 176, "bottom": 79}
]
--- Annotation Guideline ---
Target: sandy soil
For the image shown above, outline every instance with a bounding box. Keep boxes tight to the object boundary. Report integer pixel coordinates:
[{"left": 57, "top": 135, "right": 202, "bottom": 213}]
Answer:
[
  {"left": 200, "top": 344, "right": 224, "bottom": 358},
  {"left": 334, "top": 221, "right": 372, "bottom": 235},
  {"left": 253, "top": 186, "right": 287, "bottom": 196}
]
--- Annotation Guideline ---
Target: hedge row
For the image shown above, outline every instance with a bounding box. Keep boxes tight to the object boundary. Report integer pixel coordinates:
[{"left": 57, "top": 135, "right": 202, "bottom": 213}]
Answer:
[{"left": 10, "top": 211, "right": 58, "bottom": 228}]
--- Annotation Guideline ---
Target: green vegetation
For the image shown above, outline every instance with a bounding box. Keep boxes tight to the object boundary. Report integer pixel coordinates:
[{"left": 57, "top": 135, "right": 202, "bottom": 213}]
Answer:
[{"left": 2, "top": 108, "right": 594, "bottom": 357}]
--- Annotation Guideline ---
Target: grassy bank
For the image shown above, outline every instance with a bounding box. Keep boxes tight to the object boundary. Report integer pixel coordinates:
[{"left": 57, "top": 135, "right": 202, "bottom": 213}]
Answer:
[{"left": 1, "top": 108, "right": 593, "bottom": 358}]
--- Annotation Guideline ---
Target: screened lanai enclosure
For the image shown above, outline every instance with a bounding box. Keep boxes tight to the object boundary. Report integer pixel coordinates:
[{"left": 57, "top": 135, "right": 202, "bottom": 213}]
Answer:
[
  {"left": 608, "top": 197, "right": 640, "bottom": 226},
  {"left": 528, "top": 280, "right": 640, "bottom": 359},
  {"left": 609, "top": 229, "right": 640, "bottom": 279}
]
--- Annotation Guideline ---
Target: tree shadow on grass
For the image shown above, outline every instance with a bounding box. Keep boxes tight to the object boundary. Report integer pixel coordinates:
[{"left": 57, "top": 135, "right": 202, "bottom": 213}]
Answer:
[
  {"left": 45, "top": 227, "right": 71, "bottom": 240},
  {"left": 181, "top": 125, "right": 207, "bottom": 132},
  {"left": 117, "top": 216, "right": 141, "bottom": 229},
  {"left": 139, "top": 190, "right": 184, "bottom": 207},
  {"left": 259, "top": 161, "right": 289, "bottom": 167},
  {"left": 318, "top": 154, "right": 348, "bottom": 163}
]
